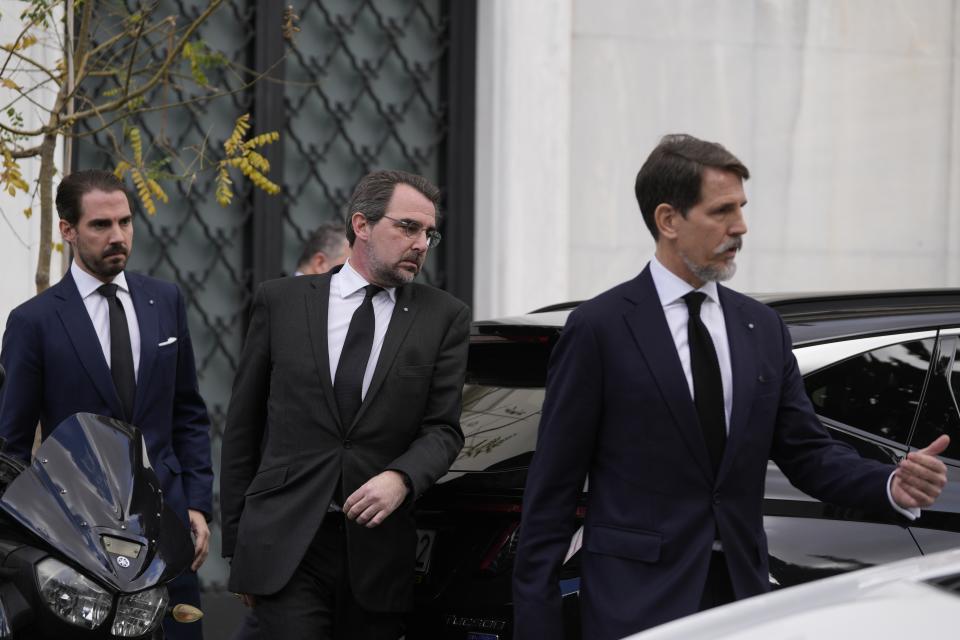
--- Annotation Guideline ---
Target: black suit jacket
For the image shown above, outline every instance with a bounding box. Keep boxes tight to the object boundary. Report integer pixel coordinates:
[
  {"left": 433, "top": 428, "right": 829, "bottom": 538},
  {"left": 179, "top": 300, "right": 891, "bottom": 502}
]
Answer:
[
  {"left": 220, "top": 269, "right": 469, "bottom": 611},
  {"left": 512, "top": 267, "right": 896, "bottom": 640}
]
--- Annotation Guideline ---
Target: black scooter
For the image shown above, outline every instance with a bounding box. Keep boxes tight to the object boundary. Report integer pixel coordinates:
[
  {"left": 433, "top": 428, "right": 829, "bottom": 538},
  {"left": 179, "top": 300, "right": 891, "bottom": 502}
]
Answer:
[{"left": 0, "top": 365, "right": 202, "bottom": 638}]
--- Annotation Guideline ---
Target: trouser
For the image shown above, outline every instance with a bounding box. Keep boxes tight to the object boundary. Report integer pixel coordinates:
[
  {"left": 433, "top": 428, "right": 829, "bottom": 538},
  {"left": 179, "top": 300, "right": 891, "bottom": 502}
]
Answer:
[
  {"left": 164, "top": 570, "right": 203, "bottom": 640},
  {"left": 252, "top": 513, "right": 404, "bottom": 640},
  {"left": 698, "top": 549, "right": 735, "bottom": 611}
]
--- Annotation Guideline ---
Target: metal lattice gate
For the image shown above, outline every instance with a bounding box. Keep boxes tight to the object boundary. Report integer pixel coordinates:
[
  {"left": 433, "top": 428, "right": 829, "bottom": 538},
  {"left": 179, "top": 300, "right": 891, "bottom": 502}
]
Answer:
[{"left": 75, "top": 0, "right": 476, "bottom": 607}]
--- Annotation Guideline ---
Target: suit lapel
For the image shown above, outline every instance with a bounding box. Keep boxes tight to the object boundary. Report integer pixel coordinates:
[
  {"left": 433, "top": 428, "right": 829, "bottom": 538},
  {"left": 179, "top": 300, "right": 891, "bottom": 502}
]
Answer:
[
  {"left": 54, "top": 271, "right": 124, "bottom": 418},
  {"left": 306, "top": 272, "right": 343, "bottom": 432},
  {"left": 623, "top": 269, "right": 713, "bottom": 481},
  {"left": 127, "top": 273, "right": 158, "bottom": 423},
  {"left": 716, "top": 287, "right": 759, "bottom": 483},
  {"left": 348, "top": 284, "right": 418, "bottom": 435}
]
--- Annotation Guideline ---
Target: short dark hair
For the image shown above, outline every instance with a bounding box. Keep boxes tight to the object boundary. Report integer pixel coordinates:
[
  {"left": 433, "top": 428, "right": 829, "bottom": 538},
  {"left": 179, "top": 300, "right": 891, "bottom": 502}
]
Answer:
[
  {"left": 55, "top": 169, "right": 132, "bottom": 225},
  {"left": 635, "top": 134, "right": 750, "bottom": 239},
  {"left": 344, "top": 170, "right": 441, "bottom": 246},
  {"left": 297, "top": 223, "right": 347, "bottom": 268}
]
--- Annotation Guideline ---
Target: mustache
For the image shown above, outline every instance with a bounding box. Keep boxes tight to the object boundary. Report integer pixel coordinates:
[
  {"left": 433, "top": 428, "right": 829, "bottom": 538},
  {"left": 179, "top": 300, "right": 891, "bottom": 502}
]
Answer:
[
  {"left": 714, "top": 237, "right": 743, "bottom": 255},
  {"left": 401, "top": 251, "right": 424, "bottom": 266},
  {"left": 102, "top": 244, "right": 128, "bottom": 258}
]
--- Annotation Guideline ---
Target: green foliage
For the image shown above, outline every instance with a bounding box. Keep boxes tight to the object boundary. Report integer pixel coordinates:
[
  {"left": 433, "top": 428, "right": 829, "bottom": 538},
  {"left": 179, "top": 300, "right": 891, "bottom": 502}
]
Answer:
[
  {"left": 18, "top": 0, "right": 56, "bottom": 27},
  {"left": 182, "top": 41, "right": 228, "bottom": 88},
  {"left": 0, "top": 109, "right": 26, "bottom": 145}
]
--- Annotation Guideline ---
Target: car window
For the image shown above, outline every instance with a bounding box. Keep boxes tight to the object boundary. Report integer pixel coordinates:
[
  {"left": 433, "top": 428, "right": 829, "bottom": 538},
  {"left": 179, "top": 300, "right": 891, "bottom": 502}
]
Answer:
[
  {"left": 804, "top": 339, "right": 935, "bottom": 445},
  {"left": 450, "top": 385, "right": 544, "bottom": 472},
  {"left": 909, "top": 335, "right": 960, "bottom": 459}
]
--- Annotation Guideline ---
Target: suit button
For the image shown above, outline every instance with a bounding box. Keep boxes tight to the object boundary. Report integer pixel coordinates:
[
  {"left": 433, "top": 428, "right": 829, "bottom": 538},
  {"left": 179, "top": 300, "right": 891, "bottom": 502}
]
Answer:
[
  {"left": 713, "top": 492, "right": 720, "bottom": 506},
  {"left": 343, "top": 440, "right": 352, "bottom": 449}
]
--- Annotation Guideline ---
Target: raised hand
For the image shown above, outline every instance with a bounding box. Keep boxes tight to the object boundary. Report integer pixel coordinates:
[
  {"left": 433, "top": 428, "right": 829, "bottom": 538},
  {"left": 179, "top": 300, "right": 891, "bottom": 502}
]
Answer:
[{"left": 891, "top": 434, "right": 950, "bottom": 509}]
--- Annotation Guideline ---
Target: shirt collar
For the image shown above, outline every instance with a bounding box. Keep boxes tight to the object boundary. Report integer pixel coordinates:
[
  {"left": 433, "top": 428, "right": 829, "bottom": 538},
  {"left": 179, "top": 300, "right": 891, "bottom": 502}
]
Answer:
[
  {"left": 71, "top": 261, "right": 130, "bottom": 300},
  {"left": 649, "top": 255, "right": 720, "bottom": 308},
  {"left": 335, "top": 259, "right": 397, "bottom": 302}
]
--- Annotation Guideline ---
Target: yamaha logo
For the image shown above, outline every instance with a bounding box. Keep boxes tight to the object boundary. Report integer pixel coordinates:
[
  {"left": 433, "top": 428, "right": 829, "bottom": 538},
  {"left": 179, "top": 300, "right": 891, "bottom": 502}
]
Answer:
[{"left": 117, "top": 556, "right": 131, "bottom": 568}]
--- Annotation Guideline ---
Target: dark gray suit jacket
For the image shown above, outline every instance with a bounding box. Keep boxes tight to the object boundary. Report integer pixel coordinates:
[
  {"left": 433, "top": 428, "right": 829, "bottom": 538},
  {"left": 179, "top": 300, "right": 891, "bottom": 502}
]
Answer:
[{"left": 220, "top": 268, "right": 469, "bottom": 611}]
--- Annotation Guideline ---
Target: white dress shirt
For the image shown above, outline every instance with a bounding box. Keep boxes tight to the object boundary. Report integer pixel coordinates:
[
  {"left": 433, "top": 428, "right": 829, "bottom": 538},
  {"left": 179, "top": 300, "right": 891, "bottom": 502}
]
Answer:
[
  {"left": 327, "top": 259, "right": 396, "bottom": 399},
  {"left": 649, "top": 255, "right": 733, "bottom": 432},
  {"left": 647, "top": 257, "right": 916, "bottom": 520},
  {"left": 72, "top": 261, "right": 141, "bottom": 380}
]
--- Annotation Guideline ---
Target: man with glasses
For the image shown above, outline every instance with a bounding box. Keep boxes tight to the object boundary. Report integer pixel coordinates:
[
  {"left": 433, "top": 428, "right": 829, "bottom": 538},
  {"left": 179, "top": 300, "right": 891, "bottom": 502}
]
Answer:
[{"left": 220, "top": 170, "right": 469, "bottom": 639}]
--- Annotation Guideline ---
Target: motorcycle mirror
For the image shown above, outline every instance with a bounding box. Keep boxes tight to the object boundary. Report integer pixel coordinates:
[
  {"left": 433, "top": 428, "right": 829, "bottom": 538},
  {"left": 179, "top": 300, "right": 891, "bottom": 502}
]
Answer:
[{"left": 171, "top": 604, "right": 203, "bottom": 624}]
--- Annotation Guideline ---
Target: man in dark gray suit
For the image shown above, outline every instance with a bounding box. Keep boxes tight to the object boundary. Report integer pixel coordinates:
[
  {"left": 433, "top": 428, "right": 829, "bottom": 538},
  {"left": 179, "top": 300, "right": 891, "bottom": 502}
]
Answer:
[
  {"left": 220, "top": 170, "right": 470, "bottom": 639},
  {"left": 230, "top": 223, "right": 350, "bottom": 640}
]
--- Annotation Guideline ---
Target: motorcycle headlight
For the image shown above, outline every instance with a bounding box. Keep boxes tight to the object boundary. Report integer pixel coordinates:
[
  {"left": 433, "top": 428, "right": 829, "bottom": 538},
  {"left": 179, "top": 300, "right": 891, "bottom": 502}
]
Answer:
[
  {"left": 111, "top": 586, "right": 168, "bottom": 637},
  {"left": 35, "top": 557, "right": 111, "bottom": 629}
]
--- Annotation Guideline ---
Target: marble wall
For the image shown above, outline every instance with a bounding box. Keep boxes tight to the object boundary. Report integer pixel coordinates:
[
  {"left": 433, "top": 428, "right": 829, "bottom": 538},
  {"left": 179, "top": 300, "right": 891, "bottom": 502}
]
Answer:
[{"left": 475, "top": 0, "right": 960, "bottom": 318}]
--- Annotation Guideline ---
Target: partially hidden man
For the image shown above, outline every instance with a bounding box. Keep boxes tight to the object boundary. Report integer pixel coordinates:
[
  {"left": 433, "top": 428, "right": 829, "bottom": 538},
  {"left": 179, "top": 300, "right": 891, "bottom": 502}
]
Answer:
[
  {"left": 220, "top": 170, "right": 470, "bottom": 639},
  {"left": 512, "top": 134, "right": 950, "bottom": 640},
  {"left": 0, "top": 170, "right": 214, "bottom": 640}
]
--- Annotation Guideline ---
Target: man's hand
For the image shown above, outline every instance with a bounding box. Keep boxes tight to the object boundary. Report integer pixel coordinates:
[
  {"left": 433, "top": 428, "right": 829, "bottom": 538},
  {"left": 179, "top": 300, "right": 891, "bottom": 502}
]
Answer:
[
  {"left": 343, "top": 470, "right": 410, "bottom": 528},
  {"left": 187, "top": 509, "right": 210, "bottom": 571},
  {"left": 891, "top": 435, "right": 950, "bottom": 509}
]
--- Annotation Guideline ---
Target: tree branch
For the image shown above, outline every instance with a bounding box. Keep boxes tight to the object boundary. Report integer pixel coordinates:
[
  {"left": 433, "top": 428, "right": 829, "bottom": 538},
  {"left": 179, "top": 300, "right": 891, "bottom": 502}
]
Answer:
[
  {"left": 10, "top": 144, "right": 43, "bottom": 159},
  {"left": 0, "top": 47, "right": 62, "bottom": 85},
  {"left": 65, "top": 0, "right": 225, "bottom": 124},
  {"left": 66, "top": 70, "right": 267, "bottom": 142}
]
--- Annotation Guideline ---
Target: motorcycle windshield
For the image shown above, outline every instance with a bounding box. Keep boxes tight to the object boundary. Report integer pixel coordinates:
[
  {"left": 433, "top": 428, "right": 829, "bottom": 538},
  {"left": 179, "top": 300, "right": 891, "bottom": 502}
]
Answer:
[{"left": 0, "top": 413, "right": 193, "bottom": 592}]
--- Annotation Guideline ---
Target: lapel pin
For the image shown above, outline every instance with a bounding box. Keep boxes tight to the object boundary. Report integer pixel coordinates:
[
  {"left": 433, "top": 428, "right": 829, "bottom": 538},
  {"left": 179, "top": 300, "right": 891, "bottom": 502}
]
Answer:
[
  {"left": 403, "top": 307, "right": 408, "bottom": 312},
  {"left": 149, "top": 300, "right": 155, "bottom": 305},
  {"left": 747, "top": 322, "right": 754, "bottom": 329}
]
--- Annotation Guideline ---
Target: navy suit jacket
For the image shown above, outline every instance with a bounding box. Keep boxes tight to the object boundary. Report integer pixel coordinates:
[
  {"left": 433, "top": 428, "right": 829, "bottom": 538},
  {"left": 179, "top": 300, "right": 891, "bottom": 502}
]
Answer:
[
  {"left": 0, "top": 270, "right": 213, "bottom": 522},
  {"left": 512, "top": 267, "right": 896, "bottom": 640}
]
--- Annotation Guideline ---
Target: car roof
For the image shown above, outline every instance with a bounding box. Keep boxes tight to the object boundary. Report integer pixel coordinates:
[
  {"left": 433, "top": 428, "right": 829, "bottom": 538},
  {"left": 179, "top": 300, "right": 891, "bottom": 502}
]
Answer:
[
  {"left": 627, "top": 546, "right": 960, "bottom": 640},
  {"left": 473, "top": 289, "right": 960, "bottom": 347}
]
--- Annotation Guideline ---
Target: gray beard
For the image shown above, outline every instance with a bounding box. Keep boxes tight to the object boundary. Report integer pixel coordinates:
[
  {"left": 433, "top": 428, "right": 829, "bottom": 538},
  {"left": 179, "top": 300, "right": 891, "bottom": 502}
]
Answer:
[
  {"left": 364, "top": 243, "right": 416, "bottom": 287},
  {"left": 680, "top": 252, "right": 737, "bottom": 283}
]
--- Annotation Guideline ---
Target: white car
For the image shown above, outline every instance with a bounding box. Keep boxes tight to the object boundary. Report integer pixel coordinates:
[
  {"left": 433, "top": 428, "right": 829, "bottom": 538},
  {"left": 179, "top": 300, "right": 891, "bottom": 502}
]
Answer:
[{"left": 627, "top": 546, "right": 960, "bottom": 640}]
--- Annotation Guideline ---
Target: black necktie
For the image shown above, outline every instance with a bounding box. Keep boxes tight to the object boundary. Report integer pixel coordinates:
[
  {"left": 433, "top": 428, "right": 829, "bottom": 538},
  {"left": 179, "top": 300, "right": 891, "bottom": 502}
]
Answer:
[
  {"left": 334, "top": 284, "right": 383, "bottom": 428},
  {"left": 98, "top": 283, "right": 136, "bottom": 422},
  {"left": 683, "top": 291, "right": 726, "bottom": 472}
]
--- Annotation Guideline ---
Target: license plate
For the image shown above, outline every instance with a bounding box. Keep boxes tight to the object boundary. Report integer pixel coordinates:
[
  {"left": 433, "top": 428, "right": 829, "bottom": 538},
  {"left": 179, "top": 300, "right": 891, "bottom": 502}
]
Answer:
[
  {"left": 415, "top": 529, "right": 436, "bottom": 574},
  {"left": 466, "top": 634, "right": 499, "bottom": 640}
]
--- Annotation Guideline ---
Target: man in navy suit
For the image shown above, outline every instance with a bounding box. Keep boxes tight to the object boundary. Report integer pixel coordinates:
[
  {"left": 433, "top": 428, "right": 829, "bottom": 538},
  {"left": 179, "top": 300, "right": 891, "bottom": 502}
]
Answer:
[
  {"left": 512, "top": 134, "right": 949, "bottom": 640},
  {"left": 0, "top": 169, "right": 214, "bottom": 640}
]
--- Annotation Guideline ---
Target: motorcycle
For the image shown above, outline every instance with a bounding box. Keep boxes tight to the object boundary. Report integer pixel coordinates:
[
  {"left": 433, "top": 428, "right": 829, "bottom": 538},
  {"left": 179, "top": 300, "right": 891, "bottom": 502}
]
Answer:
[{"left": 0, "top": 365, "right": 203, "bottom": 638}]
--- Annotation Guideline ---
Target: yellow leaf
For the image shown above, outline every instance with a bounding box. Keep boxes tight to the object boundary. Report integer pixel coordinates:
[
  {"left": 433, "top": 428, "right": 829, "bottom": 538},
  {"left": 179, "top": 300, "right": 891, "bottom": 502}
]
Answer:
[
  {"left": 129, "top": 128, "right": 143, "bottom": 166},
  {"left": 147, "top": 178, "right": 168, "bottom": 203},
  {"left": 54, "top": 242, "right": 63, "bottom": 254},
  {"left": 215, "top": 164, "right": 233, "bottom": 206},
  {"left": 224, "top": 114, "right": 251, "bottom": 156},
  {"left": 1, "top": 78, "right": 21, "bottom": 91},
  {"left": 130, "top": 168, "right": 156, "bottom": 215},
  {"left": 22, "top": 207, "right": 31, "bottom": 219}
]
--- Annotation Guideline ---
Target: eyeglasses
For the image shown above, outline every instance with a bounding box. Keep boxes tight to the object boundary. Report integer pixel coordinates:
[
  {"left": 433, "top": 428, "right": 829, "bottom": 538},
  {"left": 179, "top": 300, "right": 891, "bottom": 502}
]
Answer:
[{"left": 381, "top": 215, "right": 442, "bottom": 249}]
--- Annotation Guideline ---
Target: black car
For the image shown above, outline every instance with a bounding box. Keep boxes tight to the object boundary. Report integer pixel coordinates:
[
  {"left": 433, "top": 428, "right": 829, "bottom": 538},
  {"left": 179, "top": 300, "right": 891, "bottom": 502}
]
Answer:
[{"left": 408, "top": 289, "right": 960, "bottom": 640}]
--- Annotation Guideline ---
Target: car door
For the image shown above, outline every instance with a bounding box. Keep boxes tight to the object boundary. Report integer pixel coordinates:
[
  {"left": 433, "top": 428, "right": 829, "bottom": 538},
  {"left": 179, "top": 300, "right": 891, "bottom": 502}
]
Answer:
[
  {"left": 903, "top": 329, "right": 960, "bottom": 552},
  {"left": 762, "top": 332, "right": 940, "bottom": 587}
]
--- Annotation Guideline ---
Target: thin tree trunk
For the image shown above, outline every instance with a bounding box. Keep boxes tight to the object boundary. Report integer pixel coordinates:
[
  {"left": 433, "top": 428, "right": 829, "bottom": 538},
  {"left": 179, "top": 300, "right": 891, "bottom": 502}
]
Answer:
[{"left": 35, "top": 132, "right": 57, "bottom": 294}]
